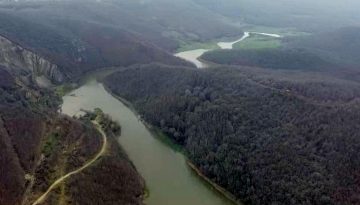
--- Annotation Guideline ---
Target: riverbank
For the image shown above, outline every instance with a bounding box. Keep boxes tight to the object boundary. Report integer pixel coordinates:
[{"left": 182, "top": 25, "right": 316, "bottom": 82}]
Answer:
[
  {"left": 55, "top": 66, "right": 126, "bottom": 97},
  {"left": 102, "top": 82, "right": 242, "bottom": 205},
  {"left": 174, "top": 30, "right": 285, "bottom": 68},
  {"left": 187, "top": 162, "right": 242, "bottom": 205},
  {"left": 62, "top": 70, "right": 241, "bottom": 205}
]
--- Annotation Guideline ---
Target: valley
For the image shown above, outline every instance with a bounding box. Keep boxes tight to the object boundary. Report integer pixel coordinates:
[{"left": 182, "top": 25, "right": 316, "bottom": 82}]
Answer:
[
  {"left": 1, "top": 0, "right": 360, "bottom": 205},
  {"left": 174, "top": 31, "right": 282, "bottom": 68}
]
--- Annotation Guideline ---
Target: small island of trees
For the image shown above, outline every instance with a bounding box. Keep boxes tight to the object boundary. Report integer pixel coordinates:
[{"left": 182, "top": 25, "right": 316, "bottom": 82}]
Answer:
[{"left": 79, "top": 108, "right": 121, "bottom": 136}]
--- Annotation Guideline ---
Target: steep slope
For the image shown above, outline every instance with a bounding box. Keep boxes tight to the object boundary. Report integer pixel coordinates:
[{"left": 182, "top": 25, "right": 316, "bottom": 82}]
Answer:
[
  {"left": 0, "top": 66, "right": 144, "bottom": 205},
  {"left": 0, "top": 35, "right": 64, "bottom": 85},
  {"left": 0, "top": 10, "right": 191, "bottom": 82},
  {"left": 0, "top": 0, "right": 241, "bottom": 50},
  {"left": 0, "top": 68, "right": 48, "bottom": 205}
]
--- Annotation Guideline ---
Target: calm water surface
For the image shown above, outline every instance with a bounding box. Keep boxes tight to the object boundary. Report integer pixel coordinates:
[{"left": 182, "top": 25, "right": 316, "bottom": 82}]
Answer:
[
  {"left": 175, "top": 31, "right": 281, "bottom": 68},
  {"left": 61, "top": 77, "right": 237, "bottom": 205},
  {"left": 174, "top": 49, "right": 210, "bottom": 68}
]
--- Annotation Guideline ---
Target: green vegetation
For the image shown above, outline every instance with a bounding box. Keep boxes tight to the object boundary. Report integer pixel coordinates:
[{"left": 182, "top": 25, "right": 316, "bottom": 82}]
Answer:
[
  {"left": 0, "top": 9, "right": 190, "bottom": 81},
  {"left": 2, "top": 1, "right": 360, "bottom": 205},
  {"left": 176, "top": 26, "right": 310, "bottom": 52},
  {"left": 287, "top": 27, "right": 360, "bottom": 67},
  {"left": 55, "top": 84, "right": 75, "bottom": 97},
  {"left": 66, "top": 124, "right": 144, "bottom": 205},
  {"left": 104, "top": 63, "right": 360, "bottom": 205},
  {"left": 42, "top": 133, "right": 60, "bottom": 157},
  {"left": 143, "top": 185, "right": 150, "bottom": 199},
  {"left": 244, "top": 25, "right": 310, "bottom": 37},
  {"left": 234, "top": 34, "right": 281, "bottom": 49},
  {"left": 177, "top": 40, "right": 220, "bottom": 52},
  {"left": 0, "top": 64, "right": 145, "bottom": 205},
  {"left": 70, "top": 108, "right": 144, "bottom": 205},
  {"left": 201, "top": 48, "right": 331, "bottom": 71},
  {"left": 80, "top": 108, "right": 121, "bottom": 136},
  {"left": 151, "top": 127, "right": 184, "bottom": 153}
]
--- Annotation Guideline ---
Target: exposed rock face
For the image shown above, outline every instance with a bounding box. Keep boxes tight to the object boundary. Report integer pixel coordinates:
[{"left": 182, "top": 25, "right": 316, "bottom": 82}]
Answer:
[{"left": 0, "top": 35, "right": 65, "bottom": 85}]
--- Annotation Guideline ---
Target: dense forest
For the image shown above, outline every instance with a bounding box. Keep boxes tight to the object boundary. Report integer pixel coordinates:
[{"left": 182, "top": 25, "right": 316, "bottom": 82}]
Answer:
[
  {"left": 201, "top": 48, "right": 332, "bottom": 71},
  {"left": 286, "top": 27, "right": 360, "bottom": 67},
  {"left": 104, "top": 63, "right": 360, "bottom": 205}
]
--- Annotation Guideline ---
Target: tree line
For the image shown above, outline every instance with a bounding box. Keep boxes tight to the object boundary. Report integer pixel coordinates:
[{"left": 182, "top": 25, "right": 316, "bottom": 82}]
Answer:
[{"left": 104, "top": 63, "right": 360, "bottom": 205}]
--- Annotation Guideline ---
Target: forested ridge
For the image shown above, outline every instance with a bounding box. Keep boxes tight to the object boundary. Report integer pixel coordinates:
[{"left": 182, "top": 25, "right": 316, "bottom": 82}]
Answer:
[
  {"left": 0, "top": 11, "right": 190, "bottom": 81},
  {"left": 0, "top": 0, "right": 244, "bottom": 81},
  {"left": 287, "top": 27, "right": 360, "bottom": 67},
  {"left": 201, "top": 48, "right": 333, "bottom": 71},
  {"left": 104, "top": 63, "right": 360, "bottom": 205}
]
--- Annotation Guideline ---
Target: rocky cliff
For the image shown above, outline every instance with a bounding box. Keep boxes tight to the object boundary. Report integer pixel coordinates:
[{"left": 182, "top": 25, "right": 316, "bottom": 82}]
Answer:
[
  {"left": 0, "top": 66, "right": 145, "bottom": 205},
  {"left": 0, "top": 35, "right": 65, "bottom": 86}
]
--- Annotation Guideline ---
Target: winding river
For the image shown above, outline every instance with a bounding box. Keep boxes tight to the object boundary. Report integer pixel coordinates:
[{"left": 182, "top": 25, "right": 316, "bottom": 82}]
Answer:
[
  {"left": 175, "top": 49, "right": 210, "bottom": 68},
  {"left": 60, "top": 32, "right": 280, "bottom": 205},
  {"left": 175, "top": 31, "right": 281, "bottom": 68},
  {"left": 61, "top": 76, "right": 237, "bottom": 205},
  {"left": 217, "top": 32, "right": 251, "bottom": 49}
]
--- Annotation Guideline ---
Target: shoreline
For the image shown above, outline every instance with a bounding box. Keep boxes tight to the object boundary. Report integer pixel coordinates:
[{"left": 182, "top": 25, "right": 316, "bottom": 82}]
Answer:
[
  {"left": 187, "top": 161, "right": 242, "bottom": 205},
  {"left": 65, "top": 68, "right": 243, "bottom": 205},
  {"left": 102, "top": 81, "right": 243, "bottom": 205}
]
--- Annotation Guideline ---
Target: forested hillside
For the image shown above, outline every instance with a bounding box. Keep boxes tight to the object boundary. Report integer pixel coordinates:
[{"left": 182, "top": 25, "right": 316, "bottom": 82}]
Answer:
[
  {"left": 0, "top": 0, "right": 242, "bottom": 81},
  {"left": 287, "top": 27, "right": 360, "bottom": 67},
  {"left": 0, "top": 11, "right": 190, "bottom": 82},
  {"left": 0, "top": 0, "right": 241, "bottom": 50},
  {"left": 0, "top": 66, "right": 144, "bottom": 205},
  {"left": 1, "top": 1, "right": 360, "bottom": 205},
  {"left": 201, "top": 26, "right": 360, "bottom": 84},
  {"left": 104, "top": 64, "right": 360, "bottom": 205},
  {"left": 193, "top": 0, "right": 360, "bottom": 31},
  {"left": 201, "top": 48, "right": 332, "bottom": 71}
]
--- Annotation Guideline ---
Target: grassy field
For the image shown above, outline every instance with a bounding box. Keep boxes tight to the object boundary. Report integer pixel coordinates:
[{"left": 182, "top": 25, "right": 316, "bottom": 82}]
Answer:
[
  {"left": 233, "top": 25, "right": 311, "bottom": 50},
  {"left": 176, "top": 40, "right": 220, "bottom": 52},
  {"left": 234, "top": 34, "right": 282, "bottom": 49},
  {"left": 175, "top": 25, "right": 310, "bottom": 52},
  {"left": 243, "top": 25, "right": 310, "bottom": 36}
]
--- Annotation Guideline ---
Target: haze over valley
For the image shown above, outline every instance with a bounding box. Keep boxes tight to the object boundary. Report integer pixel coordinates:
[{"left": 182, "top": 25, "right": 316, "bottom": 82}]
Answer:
[{"left": 0, "top": 0, "right": 360, "bottom": 205}]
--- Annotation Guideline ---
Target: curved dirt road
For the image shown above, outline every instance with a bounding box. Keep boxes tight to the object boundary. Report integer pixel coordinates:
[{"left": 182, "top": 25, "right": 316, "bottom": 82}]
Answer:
[{"left": 32, "top": 123, "right": 107, "bottom": 205}]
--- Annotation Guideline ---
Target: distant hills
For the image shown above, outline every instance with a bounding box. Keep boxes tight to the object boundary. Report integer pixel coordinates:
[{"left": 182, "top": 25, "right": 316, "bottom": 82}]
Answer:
[
  {"left": 201, "top": 26, "right": 360, "bottom": 84},
  {"left": 0, "top": 0, "right": 243, "bottom": 83},
  {"left": 193, "top": 0, "right": 360, "bottom": 31}
]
